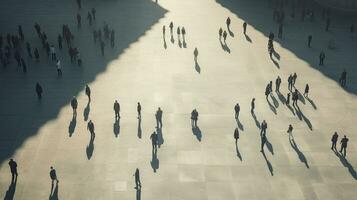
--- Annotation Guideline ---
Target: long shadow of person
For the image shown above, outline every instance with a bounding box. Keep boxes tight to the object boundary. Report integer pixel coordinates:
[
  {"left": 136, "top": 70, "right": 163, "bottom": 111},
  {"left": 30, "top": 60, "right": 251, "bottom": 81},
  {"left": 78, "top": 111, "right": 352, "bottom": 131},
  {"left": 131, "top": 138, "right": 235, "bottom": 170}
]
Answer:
[
  {"left": 271, "top": 94, "right": 279, "bottom": 108},
  {"left": 156, "top": 127, "right": 164, "bottom": 148},
  {"left": 236, "top": 118, "right": 244, "bottom": 131},
  {"left": 290, "top": 138, "right": 309, "bottom": 168},
  {"left": 276, "top": 91, "right": 286, "bottom": 105},
  {"left": 297, "top": 91, "right": 306, "bottom": 105},
  {"left": 220, "top": 40, "right": 231, "bottom": 53},
  {"left": 286, "top": 103, "right": 296, "bottom": 116},
  {"left": 182, "top": 37, "right": 187, "bottom": 48},
  {"left": 83, "top": 102, "right": 90, "bottom": 121},
  {"left": 136, "top": 187, "right": 141, "bottom": 200},
  {"left": 170, "top": 34, "right": 175, "bottom": 44},
  {"left": 113, "top": 118, "right": 120, "bottom": 138},
  {"left": 244, "top": 34, "right": 252, "bottom": 43},
  {"left": 295, "top": 106, "right": 313, "bottom": 130},
  {"left": 68, "top": 116, "right": 77, "bottom": 137},
  {"left": 49, "top": 182, "right": 59, "bottom": 200},
  {"left": 334, "top": 151, "right": 357, "bottom": 180},
  {"left": 228, "top": 27, "right": 234, "bottom": 37},
  {"left": 266, "top": 98, "right": 277, "bottom": 115},
  {"left": 137, "top": 118, "right": 142, "bottom": 139},
  {"left": 261, "top": 150, "right": 274, "bottom": 176},
  {"left": 265, "top": 138, "right": 274, "bottom": 155},
  {"left": 271, "top": 56, "right": 280, "bottom": 68},
  {"left": 192, "top": 126, "right": 202, "bottom": 141},
  {"left": 150, "top": 149, "right": 159, "bottom": 173},
  {"left": 273, "top": 50, "right": 280, "bottom": 60},
  {"left": 4, "top": 178, "right": 17, "bottom": 200},
  {"left": 178, "top": 37, "right": 182, "bottom": 48},
  {"left": 306, "top": 97, "right": 317, "bottom": 110},
  {"left": 163, "top": 36, "right": 167, "bottom": 49},
  {"left": 235, "top": 142, "right": 242, "bottom": 161},
  {"left": 251, "top": 111, "right": 260, "bottom": 129},
  {"left": 86, "top": 134, "right": 95, "bottom": 160}
]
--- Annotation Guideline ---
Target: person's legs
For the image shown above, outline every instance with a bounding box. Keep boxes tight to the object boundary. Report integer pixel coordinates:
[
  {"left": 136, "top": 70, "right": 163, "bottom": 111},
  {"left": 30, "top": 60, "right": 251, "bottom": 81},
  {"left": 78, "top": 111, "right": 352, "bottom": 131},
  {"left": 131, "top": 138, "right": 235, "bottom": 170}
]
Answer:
[{"left": 343, "top": 147, "right": 346, "bottom": 157}]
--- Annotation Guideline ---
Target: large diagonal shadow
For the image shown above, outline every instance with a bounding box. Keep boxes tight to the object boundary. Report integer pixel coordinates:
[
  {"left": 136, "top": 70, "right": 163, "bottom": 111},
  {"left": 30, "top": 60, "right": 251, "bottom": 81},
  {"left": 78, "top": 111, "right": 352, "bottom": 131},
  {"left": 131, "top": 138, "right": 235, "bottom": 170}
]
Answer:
[
  {"left": 0, "top": 0, "right": 167, "bottom": 165},
  {"left": 216, "top": 0, "right": 357, "bottom": 93}
]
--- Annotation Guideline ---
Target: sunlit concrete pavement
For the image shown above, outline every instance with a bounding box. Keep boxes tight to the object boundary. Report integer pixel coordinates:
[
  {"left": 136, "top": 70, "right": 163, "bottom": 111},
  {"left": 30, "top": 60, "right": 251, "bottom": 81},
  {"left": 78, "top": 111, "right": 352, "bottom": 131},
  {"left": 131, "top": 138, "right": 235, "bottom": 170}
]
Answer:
[{"left": 1, "top": 0, "right": 357, "bottom": 199}]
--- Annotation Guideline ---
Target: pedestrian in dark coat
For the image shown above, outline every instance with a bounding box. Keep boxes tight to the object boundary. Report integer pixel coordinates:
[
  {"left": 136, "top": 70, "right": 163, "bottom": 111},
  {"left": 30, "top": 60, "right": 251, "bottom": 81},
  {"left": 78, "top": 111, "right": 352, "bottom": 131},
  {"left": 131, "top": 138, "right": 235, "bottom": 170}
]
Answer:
[{"left": 331, "top": 132, "right": 338, "bottom": 150}]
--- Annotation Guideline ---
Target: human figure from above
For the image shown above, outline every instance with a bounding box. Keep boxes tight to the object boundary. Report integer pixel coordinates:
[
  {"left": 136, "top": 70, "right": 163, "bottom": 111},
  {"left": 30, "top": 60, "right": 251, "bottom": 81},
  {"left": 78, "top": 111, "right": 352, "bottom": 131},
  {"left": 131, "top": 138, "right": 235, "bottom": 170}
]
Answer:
[
  {"left": 234, "top": 127, "right": 239, "bottom": 144},
  {"left": 292, "top": 73, "right": 297, "bottom": 87},
  {"left": 243, "top": 22, "right": 247, "bottom": 35},
  {"left": 114, "top": 100, "right": 120, "bottom": 119},
  {"left": 133, "top": 168, "right": 141, "bottom": 189},
  {"left": 287, "top": 124, "right": 293, "bottom": 139},
  {"left": 340, "top": 135, "right": 349, "bottom": 157},
  {"left": 288, "top": 74, "right": 293, "bottom": 91},
  {"left": 251, "top": 98, "right": 255, "bottom": 113},
  {"left": 18, "top": 25, "right": 24, "bottom": 41},
  {"left": 8, "top": 159, "right": 18, "bottom": 182},
  {"left": 234, "top": 103, "right": 240, "bottom": 119},
  {"left": 223, "top": 30, "right": 227, "bottom": 43},
  {"left": 303, "top": 84, "right": 309, "bottom": 98},
  {"left": 56, "top": 59, "right": 62, "bottom": 77},
  {"left": 339, "top": 69, "right": 347, "bottom": 87},
  {"left": 85, "top": 85, "right": 91, "bottom": 101},
  {"left": 219, "top": 27, "right": 223, "bottom": 40},
  {"left": 308, "top": 35, "right": 312, "bottom": 48},
  {"left": 155, "top": 107, "right": 163, "bottom": 128},
  {"left": 319, "top": 51, "right": 325, "bottom": 66},
  {"left": 71, "top": 96, "right": 78, "bottom": 118},
  {"left": 49, "top": 166, "right": 58, "bottom": 185},
  {"left": 50, "top": 45, "right": 56, "bottom": 61},
  {"left": 226, "top": 17, "right": 231, "bottom": 29},
  {"left": 286, "top": 92, "right": 291, "bottom": 105},
  {"left": 87, "top": 120, "right": 95, "bottom": 139},
  {"left": 194, "top": 48, "right": 198, "bottom": 63},
  {"left": 261, "top": 120, "right": 267, "bottom": 135},
  {"left": 150, "top": 132, "right": 158, "bottom": 152},
  {"left": 191, "top": 109, "right": 198, "bottom": 127},
  {"left": 292, "top": 89, "right": 299, "bottom": 106},
  {"left": 275, "top": 76, "right": 281, "bottom": 92},
  {"left": 265, "top": 84, "right": 270, "bottom": 99},
  {"left": 177, "top": 27, "right": 181, "bottom": 38},
  {"left": 169, "top": 22, "right": 174, "bottom": 35},
  {"left": 137, "top": 102, "right": 141, "bottom": 119},
  {"left": 181, "top": 27, "right": 186, "bottom": 41},
  {"left": 260, "top": 133, "right": 267, "bottom": 152},
  {"left": 162, "top": 25, "right": 166, "bottom": 37},
  {"left": 331, "top": 132, "right": 338, "bottom": 151},
  {"left": 36, "top": 82, "right": 43, "bottom": 100}
]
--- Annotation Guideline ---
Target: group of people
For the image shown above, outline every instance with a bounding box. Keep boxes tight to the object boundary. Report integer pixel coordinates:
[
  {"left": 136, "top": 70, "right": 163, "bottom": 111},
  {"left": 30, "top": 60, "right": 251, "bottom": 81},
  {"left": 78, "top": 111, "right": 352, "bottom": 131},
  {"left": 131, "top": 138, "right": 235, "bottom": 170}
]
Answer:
[{"left": 163, "top": 21, "right": 187, "bottom": 48}]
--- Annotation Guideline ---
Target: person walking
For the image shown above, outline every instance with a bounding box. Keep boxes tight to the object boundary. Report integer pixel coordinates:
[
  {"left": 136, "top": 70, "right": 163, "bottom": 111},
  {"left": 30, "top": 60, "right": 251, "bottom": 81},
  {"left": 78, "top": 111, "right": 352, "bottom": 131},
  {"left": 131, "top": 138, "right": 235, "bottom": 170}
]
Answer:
[
  {"left": 251, "top": 98, "right": 255, "bottom": 113},
  {"left": 219, "top": 28, "right": 223, "bottom": 40},
  {"left": 275, "top": 76, "right": 281, "bottom": 92},
  {"left": 292, "top": 73, "right": 297, "bottom": 87},
  {"left": 50, "top": 166, "right": 59, "bottom": 184},
  {"left": 8, "top": 159, "right": 18, "bottom": 182},
  {"left": 286, "top": 92, "right": 291, "bottom": 105},
  {"left": 114, "top": 100, "right": 120, "bottom": 119},
  {"left": 234, "top": 127, "right": 239, "bottom": 144},
  {"left": 287, "top": 124, "right": 293, "bottom": 139},
  {"left": 303, "top": 84, "right": 309, "bottom": 98},
  {"left": 319, "top": 51, "right": 325, "bottom": 66},
  {"left": 36, "top": 82, "right": 43, "bottom": 100},
  {"left": 331, "top": 132, "right": 338, "bottom": 150},
  {"left": 226, "top": 17, "right": 231, "bottom": 29},
  {"left": 85, "top": 85, "right": 91, "bottom": 101},
  {"left": 56, "top": 59, "right": 62, "bottom": 77},
  {"left": 137, "top": 102, "right": 141, "bottom": 119},
  {"left": 133, "top": 168, "right": 141, "bottom": 189},
  {"left": 71, "top": 96, "right": 78, "bottom": 117},
  {"left": 261, "top": 120, "right": 267, "bottom": 135},
  {"left": 292, "top": 89, "right": 299, "bottom": 106},
  {"left": 288, "top": 74, "right": 293, "bottom": 91},
  {"left": 87, "top": 120, "right": 95, "bottom": 139},
  {"left": 50, "top": 45, "right": 56, "bottom": 61},
  {"left": 243, "top": 22, "right": 247, "bottom": 35},
  {"left": 169, "top": 22, "right": 174, "bottom": 35},
  {"left": 308, "top": 35, "right": 312, "bottom": 47},
  {"left": 155, "top": 107, "right": 163, "bottom": 128},
  {"left": 191, "top": 109, "right": 198, "bottom": 127},
  {"left": 339, "top": 135, "right": 349, "bottom": 157},
  {"left": 234, "top": 103, "right": 240, "bottom": 119},
  {"left": 223, "top": 31, "right": 227, "bottom": 43},
  {"left": 150, "top": 132, "right": 158, "bottom": 152},
  {"left": 194, "top": 48, "right": 198, "bottom": 63}
]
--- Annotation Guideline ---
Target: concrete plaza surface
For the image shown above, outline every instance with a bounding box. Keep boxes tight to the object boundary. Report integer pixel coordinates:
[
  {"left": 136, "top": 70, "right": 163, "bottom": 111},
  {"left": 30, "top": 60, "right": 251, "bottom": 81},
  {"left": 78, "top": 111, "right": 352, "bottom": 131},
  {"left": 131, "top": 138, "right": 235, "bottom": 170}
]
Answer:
[{"left": 1, "top": 0, "right": 357, "bottom": 199}]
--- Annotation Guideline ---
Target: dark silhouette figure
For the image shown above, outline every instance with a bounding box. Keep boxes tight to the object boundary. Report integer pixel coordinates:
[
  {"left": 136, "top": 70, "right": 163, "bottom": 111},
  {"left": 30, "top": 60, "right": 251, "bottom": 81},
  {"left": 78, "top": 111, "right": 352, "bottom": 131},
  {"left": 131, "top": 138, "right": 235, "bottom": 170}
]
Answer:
[
  {"left": 251, "top": 98, "right": 255, "bottom": 113},
  {"left": 219, "top": 27, "right": 223, "bottom": 40},
  {"left": 71, "top": 96, "right": 78, "bottom": 118},
  {"left": 137, "top": 118, "right": 142, "bottom": 139},
  {"left": 290, "top": 138, "right": 309, "bottom": 168},
  {"left": 288, "top": 74, "right": 293, "bottom": 91},
  {"left": 292, "top": 73, "right": 297, "bottom": 87},
  {"left": 292, "top": 89, "right": 299, "bottom": 107},
  {"left": 260, "top": 133, "right": 267, "bottom": 152},
  {"left": 36, "top": 82, "right": 43, "bottom": 100},
  {"left": 275, "top": 76, "right": 281, "bottom": 92},
  {"left": 150, "top": 131, "right": 158, "bottom": 153},
  {"left": 85, "top": 85, "right": 91, "bottom": 101},
  {"left": 319, "top": 51, "right": 325, "bottom": 66},
  {"left": 223, "top": 30, "right": 227, "bottom": 43},
  {"left": 181, "top": 27, "right": 186, "bottom": 48},
  {"left": 331, "top": 132, "right": 338, "bottom": 150},
  {"left": 234, "top": 127, "right": 239, "bottom": 144},
  {"left": 339, "top": 69, "right": 347, "bottom": 87},
  {"left": 8, "top": 159, "right": 18, "bottom": 182},
  {"left": 68, "top": 114, "right": 76, "bottom": 137},
  {"left": 34, "top": 48, "right": 40, "bottom": 62},
  {"left": 287, "top": 124, "right": 293, "bottom": 139},
  {"left": 134, "top": 168, "right": 141, "bottom": 189},
  {"left": 226, "top": 17, "right": 231, "bottom": 29},
  {"left": 340, "top": 135, "right": 349, "bottom": 157},
  {"left": 114, "top": 100, "right": 120, "bottom": 119},
  {"left": 155, "top": 107, "right": 163, "bottom": 128},
  {"left": 191, "top": 109, "right": 198, "bottom": 127},
  {"left": 87, "top": 120, "right": 95, "bottom": 139},
  {"left": 194, "top": 48, "right": 200, "bottom": 73},
  {"left": 137, "top": 102, "right": 141, "bottom": 119},
  {"left": 169, "top": 22, "right": 174, "bottom": 43},
  {"left": 308, "top": 35, "right": 312, "bottom": 48},
  {"left": 243, "top": 22, "right": 247, "bottom": 35},
  {"left": 49, "top": 181, "right": 59, "bottom": 200},
  {"left": 49, "top": 166, "right": 58, "bottom": 185},
  {"left": 303, "top": 84, "right": 309, "bottom": 98},
  {"left": 4, "top": 175, "right": 17, "bottom": 200},
  {"left": 260, "top": 120, "right": 267, "bottom": 135},
  {"left": 151, "top": 146, "right": 159, "bottom": 173},
  {"left": 234, "top": 103, "right": 240, "bottom": 119}
]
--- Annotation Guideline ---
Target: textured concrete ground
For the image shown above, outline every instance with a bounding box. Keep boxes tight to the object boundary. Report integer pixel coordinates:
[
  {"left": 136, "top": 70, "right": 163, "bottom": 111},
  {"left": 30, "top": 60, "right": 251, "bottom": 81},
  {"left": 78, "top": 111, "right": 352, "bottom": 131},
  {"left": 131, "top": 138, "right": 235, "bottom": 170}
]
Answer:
[{"left": 1, "top": 0, "right": 357, "bottom": 199}]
